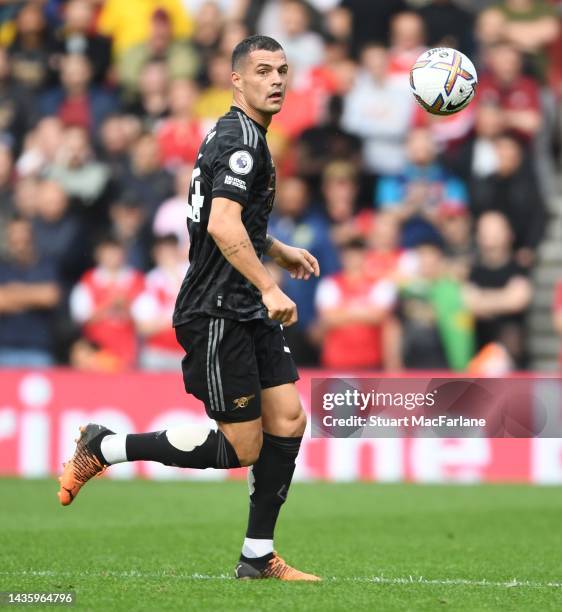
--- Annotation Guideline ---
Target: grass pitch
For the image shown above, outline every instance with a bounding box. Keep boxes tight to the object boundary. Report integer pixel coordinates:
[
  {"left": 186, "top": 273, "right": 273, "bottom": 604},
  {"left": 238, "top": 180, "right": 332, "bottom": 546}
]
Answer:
[{"left": 1, "top": 478, "right": 561, "bottom": 610}]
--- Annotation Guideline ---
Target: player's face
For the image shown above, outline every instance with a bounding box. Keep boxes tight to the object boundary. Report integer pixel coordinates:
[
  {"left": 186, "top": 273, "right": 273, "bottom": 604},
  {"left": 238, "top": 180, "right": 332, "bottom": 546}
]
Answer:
[{"left": 235, "top": 50, "right": 288, "bottom": 115}]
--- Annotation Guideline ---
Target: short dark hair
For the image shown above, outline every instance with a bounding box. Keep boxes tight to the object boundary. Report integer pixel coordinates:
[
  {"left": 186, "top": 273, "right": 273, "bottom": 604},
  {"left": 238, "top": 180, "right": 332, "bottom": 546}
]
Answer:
[{"left": 231, "top": 35, "right": 283, "bottom": 70}]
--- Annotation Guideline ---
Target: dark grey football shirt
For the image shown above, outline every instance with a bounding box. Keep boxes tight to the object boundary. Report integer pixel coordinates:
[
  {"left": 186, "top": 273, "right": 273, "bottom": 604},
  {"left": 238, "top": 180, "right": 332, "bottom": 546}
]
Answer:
[{"left": 173, "top": 106, "right": 276, "bottom": 325}]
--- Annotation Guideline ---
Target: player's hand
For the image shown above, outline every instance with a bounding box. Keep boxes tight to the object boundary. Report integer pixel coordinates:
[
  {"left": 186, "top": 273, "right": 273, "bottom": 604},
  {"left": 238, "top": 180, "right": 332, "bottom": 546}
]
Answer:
[
  {"left": 262, "top": 285, "right": 298, "bottom": 326},
  {"left": 272, "top": 245, "right": 320, "bottom": 280}
]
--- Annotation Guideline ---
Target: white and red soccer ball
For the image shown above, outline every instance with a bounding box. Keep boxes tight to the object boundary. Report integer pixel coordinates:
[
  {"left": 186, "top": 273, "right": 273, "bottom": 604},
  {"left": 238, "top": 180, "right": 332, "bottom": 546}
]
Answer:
[{"left": 410, "top": 48, "right": 478, "bottom": 116}]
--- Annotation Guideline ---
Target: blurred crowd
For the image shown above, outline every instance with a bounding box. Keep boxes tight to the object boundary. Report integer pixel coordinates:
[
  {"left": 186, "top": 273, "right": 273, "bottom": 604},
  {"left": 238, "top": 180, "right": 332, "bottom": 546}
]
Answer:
[{"left": 0, "top": 0, "right": 561, "bottom": 372}]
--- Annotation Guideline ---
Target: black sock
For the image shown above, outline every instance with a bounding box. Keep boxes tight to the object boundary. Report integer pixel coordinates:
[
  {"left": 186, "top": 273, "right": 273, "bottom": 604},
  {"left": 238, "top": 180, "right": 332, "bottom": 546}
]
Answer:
[
  {"left": 244, "top": 432, "right": 302, "bottom": 541},
  {"left": 125, "top": 429, "right": 240, "bottom": 469}
]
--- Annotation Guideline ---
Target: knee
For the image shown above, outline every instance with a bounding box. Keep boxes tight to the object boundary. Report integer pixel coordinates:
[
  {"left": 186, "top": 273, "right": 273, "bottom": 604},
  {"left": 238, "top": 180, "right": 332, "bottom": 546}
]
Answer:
[
  {"left": 291, "top": 409, "right": 307, "bottom": 437},
  {"left": 276, "top": 408, "right": 307, "bottom": 438}
]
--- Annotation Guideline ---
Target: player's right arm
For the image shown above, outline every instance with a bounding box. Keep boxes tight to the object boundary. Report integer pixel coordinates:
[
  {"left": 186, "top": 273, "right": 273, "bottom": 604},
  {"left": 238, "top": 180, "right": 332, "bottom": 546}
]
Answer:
[{"left": 208, "top": 197, "right": 297, "bottom": 326}]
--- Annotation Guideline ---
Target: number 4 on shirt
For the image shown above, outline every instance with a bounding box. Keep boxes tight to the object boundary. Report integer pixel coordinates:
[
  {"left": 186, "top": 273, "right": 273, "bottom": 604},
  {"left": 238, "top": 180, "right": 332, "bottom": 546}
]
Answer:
[{"left": 187, "top": 166, "right": 204, "bottom": 223}]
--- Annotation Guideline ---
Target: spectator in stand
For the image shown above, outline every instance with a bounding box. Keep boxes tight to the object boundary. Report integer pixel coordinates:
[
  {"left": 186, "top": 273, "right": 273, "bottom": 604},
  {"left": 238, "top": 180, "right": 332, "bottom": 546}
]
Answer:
[
  {"left": 388, "top": 11, "right": 426, "bottom": 86},
  {"left": 118, "top": 8, "right": 199, "bottom": 104},
  {"left": 7, "top": 3, "right": 55, "bottom": 95},
  {"left": 296, "top": 95, "right": 361, "bottom": 196},
  {"left": 437, "top": 203, "right": 474, "bottom": 281},
  {"left": 364, "top": 211, "right": 409, "bottom": 284},
  {"left": 116, "top": 133, "right": 174, "bottom": 221},
  {"left": 152, "top": 164, "right": 192, "bottom": 253},
  {"left": 469, "top": 133, "right": 546, "bottom": 268},
  {"left": 482, "top": 0, "right": 559, "bottom": 83},
  {"left": 97, "top": 0, "right": 193, "bottom": 59},
  {"left": 275, "top": 0, "right": 325, "bottom": 80},
  {"left": 253, "top": 0, "right": 298, "bottom": 44},
  {"left": 0, "top": 216, "right": 60, "bottom": 367},
  {"left": 340, "top": 0, "right": 407, "bottom": 56},
  {"left": 195, "top": 52, "right": 232, "bottom": 123},
  {"left": 477, "top": 43, "right": 542, "bottom": 141},
  {"left": 132, "top": 234, "right": 186, "bottom": 370},
  {"left": 108, "top": 196, "right": 150, "bottom": 271},
  {"left": 475, "top": 6, "right": 507, "bottom": 58},
  {"left": 219, "top": 20, "right": 250, "bottom": 58},
  {"left": 0, "top": 46, "right": 36, "bottom": 155},
  {"left": 191, "top": 1, "right": 224, "bottom": 73},
  {"left": 69, "top": 235, "right": 145, "bottom": 370},
  {"left": 444, "top": 102, "right": 506, "bottom": 183},
  {"left": 553, "top": 278, "right": 562, "bottom": 371},
  {"left": 39, "top": 53, "right": 118, "bottom": 137},
  {"left": 312, "top": 40, "right": 358, "bottom": 97},
  {"left": 125, "top": 60, "right": 170, "bottom": 132},
  {"left": 481, "top": 3, "right": 560, "bottom": 198},
  {"left": 32, "top": 180, "right": 89, "bottom": 361},
  {"left": 16, "top": 117, "right": 64, "bottom": 178},
  {"left": 269, "top": 176, "right": 340, "bottom": 364},
  {"left": 52, "top": 0, "right": 112, "bottom": 85},
  {"left": 387, "top": 236, "right": 474, "bottom": 371},
  {"left": 45, "top": 125, "right": 110, "bottom": 214},
  {"left": 156, "top": 79, "right": 203, "bottom": 169},
  {"left": 324, "top": 6, "right": 353, "bottom": 50},
  {"left": 377, "top": 127, "right": 468, "bottom": 248},
  {"left": 342, "top": 43, "right": 414, "bottom": 177},
  {"left": 464, "top": 211, "right": 532, "bottom": 368},
  {"left": 418, "top": 0, "right": 474, "bottom": 56},
  {"left": 315, "top": 238, "right": 394, "bottom": 370},
  {"left": 32, "top": 180, "right": 86, "bottom": 288},
  {"left": 98, "top": 114, "right": 142, "bottom": 181},
  {"left": 320, "top": 161, "right": 373, "bottom": 247},
  {"left": 11, "top": 177, "right": 39, "bottom": 220}
]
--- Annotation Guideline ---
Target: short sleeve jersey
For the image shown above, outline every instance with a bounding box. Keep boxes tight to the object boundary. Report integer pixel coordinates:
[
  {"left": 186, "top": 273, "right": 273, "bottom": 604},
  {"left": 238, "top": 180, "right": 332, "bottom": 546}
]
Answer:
[{"left": 173, "top": 106, "right": 276, "bottom": 325}]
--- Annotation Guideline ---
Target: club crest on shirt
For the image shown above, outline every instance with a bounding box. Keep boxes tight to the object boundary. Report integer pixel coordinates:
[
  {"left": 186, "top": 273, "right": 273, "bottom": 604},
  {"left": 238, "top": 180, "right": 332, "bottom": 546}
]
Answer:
[{"left": 229, "top": 150, "right": 253, "bottom": 175}]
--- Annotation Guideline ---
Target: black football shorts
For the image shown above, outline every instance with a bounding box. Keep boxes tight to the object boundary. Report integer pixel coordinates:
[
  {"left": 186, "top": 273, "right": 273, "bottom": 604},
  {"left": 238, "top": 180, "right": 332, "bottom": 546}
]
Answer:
[{"left": 175, "top": 316, "right": 299, "bottom": 423}]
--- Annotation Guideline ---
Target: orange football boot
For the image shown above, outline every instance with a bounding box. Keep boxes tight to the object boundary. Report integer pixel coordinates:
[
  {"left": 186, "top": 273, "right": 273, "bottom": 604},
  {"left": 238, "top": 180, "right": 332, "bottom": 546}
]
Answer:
[
  {"left": 235, "top": 551, "right": 321, "bottom": 581},
  {"left": 57, "top": 423, "right": 111, "bottom": 506}
]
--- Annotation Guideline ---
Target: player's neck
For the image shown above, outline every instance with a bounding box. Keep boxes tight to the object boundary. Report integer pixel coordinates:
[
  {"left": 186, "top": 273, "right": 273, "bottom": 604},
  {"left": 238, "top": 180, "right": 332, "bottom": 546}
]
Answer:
[{"left": 232, "top": 96, "right": 271, "bottom": 130}]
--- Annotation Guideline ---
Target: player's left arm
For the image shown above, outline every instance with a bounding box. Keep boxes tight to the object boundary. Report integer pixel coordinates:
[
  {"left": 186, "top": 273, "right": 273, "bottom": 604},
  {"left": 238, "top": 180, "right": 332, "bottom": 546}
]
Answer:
[{"left": 265, "top": 234, "right": 320, "bottom": 281}]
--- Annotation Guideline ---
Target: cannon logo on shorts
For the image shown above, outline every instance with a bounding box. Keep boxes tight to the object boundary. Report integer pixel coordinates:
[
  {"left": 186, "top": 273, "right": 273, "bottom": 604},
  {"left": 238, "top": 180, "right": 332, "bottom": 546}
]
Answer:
[
  {"left": 232, "top": 394, "right": 256, "bottom": 409},
  {"left": 229, "top": 150, "right": 253, "bottom": 175}
]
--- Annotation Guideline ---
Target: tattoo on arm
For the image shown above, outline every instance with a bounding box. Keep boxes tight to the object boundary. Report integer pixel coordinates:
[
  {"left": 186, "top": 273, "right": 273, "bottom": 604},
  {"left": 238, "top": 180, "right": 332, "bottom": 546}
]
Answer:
[
  {"left": 264, "top": 234, "right": 275, "bottom": 255},
  {"left": 220, "top": 239, "right": 252, "bottom": 258}
]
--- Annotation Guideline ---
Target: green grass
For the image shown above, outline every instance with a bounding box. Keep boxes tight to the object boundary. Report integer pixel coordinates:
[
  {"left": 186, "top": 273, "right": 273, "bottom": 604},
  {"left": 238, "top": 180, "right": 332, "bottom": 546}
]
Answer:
[{"left": 1, "top": 479, "right": 561, "bottom": 611}]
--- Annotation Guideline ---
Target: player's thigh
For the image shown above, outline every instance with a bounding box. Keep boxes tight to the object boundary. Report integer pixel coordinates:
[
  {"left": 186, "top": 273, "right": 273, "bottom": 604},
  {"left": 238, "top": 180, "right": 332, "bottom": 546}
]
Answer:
[{"left": 175, "top": 317, "right": 262, "bottom": 424}]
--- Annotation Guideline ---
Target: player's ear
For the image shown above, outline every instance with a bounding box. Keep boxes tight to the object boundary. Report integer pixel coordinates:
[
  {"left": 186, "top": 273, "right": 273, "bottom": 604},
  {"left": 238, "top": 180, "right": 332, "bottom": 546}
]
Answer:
[{"left": 232, "top": 70, "right": 243, "bottom": 93}]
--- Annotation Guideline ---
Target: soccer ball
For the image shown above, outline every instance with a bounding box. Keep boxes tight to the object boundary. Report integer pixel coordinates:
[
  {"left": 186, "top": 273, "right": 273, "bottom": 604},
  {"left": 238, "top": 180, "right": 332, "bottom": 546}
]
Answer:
[{"left": 410, "top": 48, "right": 478, "bottom": 116}]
